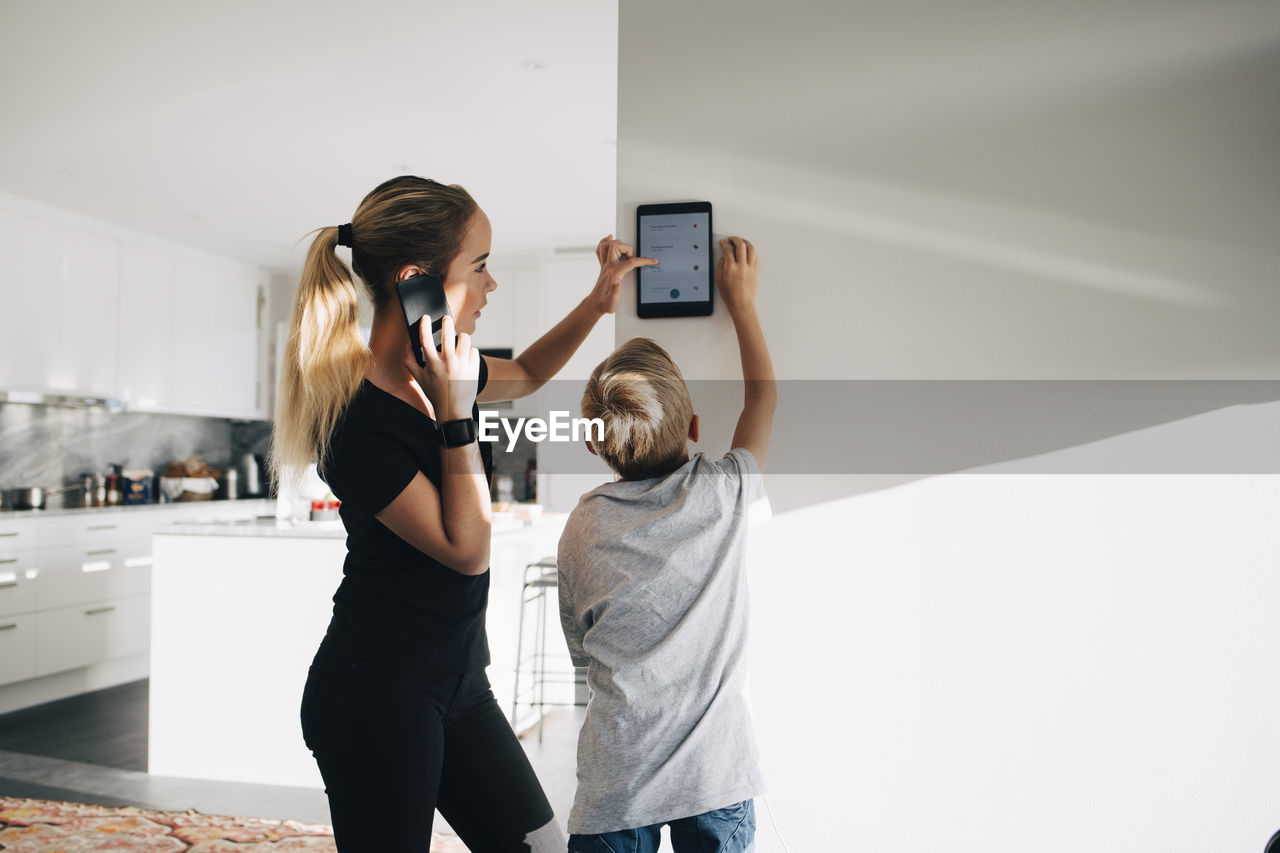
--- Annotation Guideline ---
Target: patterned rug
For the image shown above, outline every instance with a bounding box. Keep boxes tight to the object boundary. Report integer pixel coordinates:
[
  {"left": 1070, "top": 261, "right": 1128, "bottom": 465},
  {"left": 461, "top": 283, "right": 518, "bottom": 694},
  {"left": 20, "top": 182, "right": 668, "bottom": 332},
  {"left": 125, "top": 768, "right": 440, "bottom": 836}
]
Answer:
[{"left": 0, "top": 796, "right": 469, "bottom": 851}]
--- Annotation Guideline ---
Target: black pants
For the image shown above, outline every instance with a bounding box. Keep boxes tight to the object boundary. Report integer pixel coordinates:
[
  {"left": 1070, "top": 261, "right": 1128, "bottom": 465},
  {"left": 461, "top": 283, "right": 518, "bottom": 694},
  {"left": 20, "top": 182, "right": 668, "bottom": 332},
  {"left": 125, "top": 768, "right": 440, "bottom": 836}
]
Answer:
[{"left": 300, "top": 625, "right": 559, "bottom": 852}]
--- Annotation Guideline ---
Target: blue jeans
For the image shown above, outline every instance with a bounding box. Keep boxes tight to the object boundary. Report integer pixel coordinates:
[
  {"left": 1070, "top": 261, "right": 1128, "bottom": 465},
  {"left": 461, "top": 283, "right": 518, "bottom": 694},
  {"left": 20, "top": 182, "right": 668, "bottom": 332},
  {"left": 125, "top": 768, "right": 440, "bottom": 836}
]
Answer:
[{"left": 568, "top": 800, "right": 755, "bottom": 853}]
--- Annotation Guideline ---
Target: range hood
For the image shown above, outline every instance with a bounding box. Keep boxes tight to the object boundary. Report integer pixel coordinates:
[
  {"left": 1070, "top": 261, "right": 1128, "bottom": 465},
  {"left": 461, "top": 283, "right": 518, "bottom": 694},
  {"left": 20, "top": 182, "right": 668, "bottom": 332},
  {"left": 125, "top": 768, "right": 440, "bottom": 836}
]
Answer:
[{"left": 2, "top": 390, "right": 126, "bottom": 411}]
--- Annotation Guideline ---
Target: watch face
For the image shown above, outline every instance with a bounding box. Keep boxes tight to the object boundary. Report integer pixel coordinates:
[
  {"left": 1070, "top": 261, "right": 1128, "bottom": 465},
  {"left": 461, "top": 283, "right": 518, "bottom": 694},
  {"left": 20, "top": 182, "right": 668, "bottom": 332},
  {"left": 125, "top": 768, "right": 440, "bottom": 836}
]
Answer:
[{"left": 441, "top": 418, "right": 477, "bottom": 447}]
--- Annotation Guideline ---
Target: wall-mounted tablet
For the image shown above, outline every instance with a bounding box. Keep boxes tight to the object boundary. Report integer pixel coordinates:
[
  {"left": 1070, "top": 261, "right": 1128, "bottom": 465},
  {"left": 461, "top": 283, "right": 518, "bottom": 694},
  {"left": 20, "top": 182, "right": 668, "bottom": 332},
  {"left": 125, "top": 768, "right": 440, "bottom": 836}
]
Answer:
[{"left": 636, "top": 201, "right": 713, "bottom": 318}]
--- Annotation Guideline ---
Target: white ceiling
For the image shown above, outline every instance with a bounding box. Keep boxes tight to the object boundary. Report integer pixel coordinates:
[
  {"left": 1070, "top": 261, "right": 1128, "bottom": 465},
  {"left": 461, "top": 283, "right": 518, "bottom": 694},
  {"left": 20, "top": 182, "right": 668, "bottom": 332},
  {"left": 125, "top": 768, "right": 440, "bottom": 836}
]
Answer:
[
  {"left": 2, "top": 0, "right": 1277, "bottom": 280},
  {"left": 0, "top": 0, "right": 618, "bottom": 274}
]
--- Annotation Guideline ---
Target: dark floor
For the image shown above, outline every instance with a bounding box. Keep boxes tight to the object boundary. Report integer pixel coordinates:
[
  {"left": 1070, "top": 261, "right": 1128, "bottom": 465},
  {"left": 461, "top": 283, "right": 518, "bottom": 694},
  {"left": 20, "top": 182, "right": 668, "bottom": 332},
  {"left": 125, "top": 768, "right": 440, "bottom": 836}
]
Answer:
[
  {"left": 0, "top": 679, "right": 149, "bottom": 771},
  {"left": 0, "top": 678, "right": 580, "bottom": 828}
]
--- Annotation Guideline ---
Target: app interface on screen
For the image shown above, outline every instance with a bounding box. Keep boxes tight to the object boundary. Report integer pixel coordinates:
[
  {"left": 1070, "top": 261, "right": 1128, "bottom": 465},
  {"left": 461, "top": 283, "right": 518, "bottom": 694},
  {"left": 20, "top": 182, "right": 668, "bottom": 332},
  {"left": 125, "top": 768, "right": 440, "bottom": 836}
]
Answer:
[{"left": 639, "top": 212, "right": 710, "bottom": 303}]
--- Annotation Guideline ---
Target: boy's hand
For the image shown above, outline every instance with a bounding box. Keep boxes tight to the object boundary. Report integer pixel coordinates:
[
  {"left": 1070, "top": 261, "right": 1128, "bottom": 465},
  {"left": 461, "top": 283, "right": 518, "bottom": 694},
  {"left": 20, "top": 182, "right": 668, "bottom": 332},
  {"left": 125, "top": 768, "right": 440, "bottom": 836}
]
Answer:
[{"left": 717, "top": 237, "right": 758, "bottom": 316}]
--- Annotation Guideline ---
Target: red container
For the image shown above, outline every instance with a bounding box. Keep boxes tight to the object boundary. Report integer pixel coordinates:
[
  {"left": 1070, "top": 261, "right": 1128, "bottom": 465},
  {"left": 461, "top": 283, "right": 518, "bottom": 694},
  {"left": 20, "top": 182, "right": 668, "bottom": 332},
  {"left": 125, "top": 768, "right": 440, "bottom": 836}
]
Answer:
[{"left": 310, "top": 499, "right": 341, "bottom": 521}]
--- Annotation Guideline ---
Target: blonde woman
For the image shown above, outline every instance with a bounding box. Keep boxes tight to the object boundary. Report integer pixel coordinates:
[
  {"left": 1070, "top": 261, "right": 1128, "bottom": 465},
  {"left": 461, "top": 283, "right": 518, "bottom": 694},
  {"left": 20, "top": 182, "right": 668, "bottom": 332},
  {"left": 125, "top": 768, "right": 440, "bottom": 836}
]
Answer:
[{"left": 273, "top": 175, "right": 654, "bottom": 852}]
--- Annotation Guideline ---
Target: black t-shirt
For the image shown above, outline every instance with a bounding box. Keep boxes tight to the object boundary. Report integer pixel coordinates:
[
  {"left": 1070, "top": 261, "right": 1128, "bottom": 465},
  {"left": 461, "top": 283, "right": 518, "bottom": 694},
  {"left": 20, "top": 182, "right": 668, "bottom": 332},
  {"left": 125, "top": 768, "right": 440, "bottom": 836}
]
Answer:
[{"left": 320, "top": 357, "right": 493, "bottom": 670}]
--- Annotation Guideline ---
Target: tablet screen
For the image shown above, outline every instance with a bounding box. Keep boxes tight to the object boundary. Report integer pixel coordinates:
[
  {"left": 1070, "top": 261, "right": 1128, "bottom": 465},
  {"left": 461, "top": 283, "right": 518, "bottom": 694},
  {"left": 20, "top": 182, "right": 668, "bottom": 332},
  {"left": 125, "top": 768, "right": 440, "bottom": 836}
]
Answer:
[{"left": 636, "top": 201, "right": 713, "bottom": 318}]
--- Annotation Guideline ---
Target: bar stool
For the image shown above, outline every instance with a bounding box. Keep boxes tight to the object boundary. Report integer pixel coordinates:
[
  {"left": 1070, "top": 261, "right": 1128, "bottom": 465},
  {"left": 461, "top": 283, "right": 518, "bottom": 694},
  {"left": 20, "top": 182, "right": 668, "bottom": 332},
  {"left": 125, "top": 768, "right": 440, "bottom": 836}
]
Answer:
[{"left": 511, "top": 556, "right": 574, "bottom": 742}]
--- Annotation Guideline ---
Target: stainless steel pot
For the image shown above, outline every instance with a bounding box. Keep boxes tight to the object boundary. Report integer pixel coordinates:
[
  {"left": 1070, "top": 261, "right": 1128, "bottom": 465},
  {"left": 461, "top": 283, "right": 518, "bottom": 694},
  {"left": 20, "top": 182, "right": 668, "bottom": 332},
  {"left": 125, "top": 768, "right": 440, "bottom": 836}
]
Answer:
[{"left": 12, "top": 484, "right": 79, "bottom": 510}]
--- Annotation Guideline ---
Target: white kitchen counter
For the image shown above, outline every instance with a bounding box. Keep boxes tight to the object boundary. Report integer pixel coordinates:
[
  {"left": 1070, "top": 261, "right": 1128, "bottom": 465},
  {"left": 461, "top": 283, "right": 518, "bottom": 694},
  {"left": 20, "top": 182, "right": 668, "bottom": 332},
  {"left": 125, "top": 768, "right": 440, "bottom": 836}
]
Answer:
[
  {"left": 159, "top": 513, "right": 548, "bottom": 539},
  {"left": 0, "top": 497, "right": 274, "bottom": 520},
  {"left": 161, "top": 517, "right": 346, "bottom": 538},
  {"left": 148, "top": 512, "right": 569, "bottom": 788}
]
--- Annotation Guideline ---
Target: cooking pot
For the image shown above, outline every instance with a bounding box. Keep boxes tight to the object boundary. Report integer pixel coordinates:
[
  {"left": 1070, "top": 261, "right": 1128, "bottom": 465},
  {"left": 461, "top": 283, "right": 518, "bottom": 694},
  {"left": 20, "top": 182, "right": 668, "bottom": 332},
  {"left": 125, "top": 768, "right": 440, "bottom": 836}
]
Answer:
[{"left": 11, "top": 484, "right": 80, "bottom": 510}]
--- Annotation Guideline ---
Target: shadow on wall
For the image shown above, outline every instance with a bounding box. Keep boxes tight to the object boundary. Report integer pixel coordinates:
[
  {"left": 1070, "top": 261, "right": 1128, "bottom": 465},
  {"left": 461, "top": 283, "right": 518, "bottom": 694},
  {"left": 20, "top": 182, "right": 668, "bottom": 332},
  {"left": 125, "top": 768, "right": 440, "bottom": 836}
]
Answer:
[
  {"left": 531, "top": 379, "right": 1280, "bottom": 513},
  {"left": 772, "top": 387, "right": 1280, "bottom": 513}
]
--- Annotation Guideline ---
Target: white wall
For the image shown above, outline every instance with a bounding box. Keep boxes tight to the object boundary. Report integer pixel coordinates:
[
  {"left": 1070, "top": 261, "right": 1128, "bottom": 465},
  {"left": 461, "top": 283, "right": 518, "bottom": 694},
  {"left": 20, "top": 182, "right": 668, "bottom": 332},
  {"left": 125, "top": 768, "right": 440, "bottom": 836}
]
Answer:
[
  {"left": 744, "top": 471, "right": 1280, "bottom": 853},
  {"left": 616, "top": 5, "right": 1280, "bottom": 851}
]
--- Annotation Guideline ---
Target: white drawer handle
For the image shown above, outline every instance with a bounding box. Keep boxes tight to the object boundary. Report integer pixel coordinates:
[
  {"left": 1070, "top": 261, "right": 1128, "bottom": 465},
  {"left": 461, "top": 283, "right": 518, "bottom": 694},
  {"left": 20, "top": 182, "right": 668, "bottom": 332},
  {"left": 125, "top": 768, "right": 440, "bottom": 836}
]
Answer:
[
  {"left": 0, "top": 532, "right": 18, "bottom": 538},
  {"left": 86, "top": 549, "right": 117, "bottom": 556},
  {"left": 87, "top": 524, "right": 118, "bottom": 531},
  {"left": 0, "top": 558, "right": 16, "bottom": 565},
  {"left": 85, "top": 606, "right": 116, "bottom": 616},
  {"left": 0, "top": 623, "right": 16, "bottom": 631},
  {"left": 0, "top": 581, "right": 16, "bottom": 589}
]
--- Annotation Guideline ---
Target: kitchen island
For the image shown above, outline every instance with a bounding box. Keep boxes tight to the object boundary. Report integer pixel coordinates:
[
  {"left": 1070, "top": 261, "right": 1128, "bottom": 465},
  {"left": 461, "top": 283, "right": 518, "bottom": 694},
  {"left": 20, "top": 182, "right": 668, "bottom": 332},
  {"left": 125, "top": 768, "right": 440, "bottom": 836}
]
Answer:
[
  {"left": 149, "top": 511, "right": 569, "bottom": 788},
  {"left": 0, "top": 499, "right": 275, "bottom": 715}
]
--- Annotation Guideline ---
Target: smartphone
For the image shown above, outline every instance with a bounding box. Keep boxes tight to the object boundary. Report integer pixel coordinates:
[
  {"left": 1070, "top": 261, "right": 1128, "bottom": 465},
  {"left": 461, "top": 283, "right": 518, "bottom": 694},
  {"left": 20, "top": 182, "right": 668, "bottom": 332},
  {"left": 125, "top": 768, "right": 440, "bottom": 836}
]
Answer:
[{"left": 395, "top": 273, "right": 450, "bottom": 367}]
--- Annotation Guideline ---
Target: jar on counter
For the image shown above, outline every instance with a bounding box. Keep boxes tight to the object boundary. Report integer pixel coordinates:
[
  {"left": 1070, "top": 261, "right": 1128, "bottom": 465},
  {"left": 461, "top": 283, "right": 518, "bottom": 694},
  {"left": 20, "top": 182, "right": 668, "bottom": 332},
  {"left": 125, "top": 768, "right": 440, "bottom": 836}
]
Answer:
[
  {"left": 105, "top": 465, "right": 122, "bottom": 506},
  {"left": 78, "top": 472, "right": 96, "bottom": 507},
  {"left": 494, "top": 475, "right": 514, "bottom": 504},
  {"left": 122, "top": 469, "right": 155, "bottom": 505},
  {"left": 309, "top": 499, "right": 341, "bottom": 521}
]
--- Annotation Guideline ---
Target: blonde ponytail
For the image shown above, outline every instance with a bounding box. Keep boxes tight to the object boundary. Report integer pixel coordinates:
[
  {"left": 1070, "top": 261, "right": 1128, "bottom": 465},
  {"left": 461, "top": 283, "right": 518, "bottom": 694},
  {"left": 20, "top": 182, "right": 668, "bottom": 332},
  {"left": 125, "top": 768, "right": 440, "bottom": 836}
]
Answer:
[{"left": 271, "top": 226, "right": 371, "bottom": 482}]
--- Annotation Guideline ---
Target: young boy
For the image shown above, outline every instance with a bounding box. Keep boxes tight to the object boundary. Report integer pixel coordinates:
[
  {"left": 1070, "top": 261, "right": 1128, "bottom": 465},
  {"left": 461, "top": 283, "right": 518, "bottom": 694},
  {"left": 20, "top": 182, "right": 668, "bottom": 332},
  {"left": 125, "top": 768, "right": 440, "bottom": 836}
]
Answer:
[{"left": 557, "top": 236, "right": 776, "bottom": 853}]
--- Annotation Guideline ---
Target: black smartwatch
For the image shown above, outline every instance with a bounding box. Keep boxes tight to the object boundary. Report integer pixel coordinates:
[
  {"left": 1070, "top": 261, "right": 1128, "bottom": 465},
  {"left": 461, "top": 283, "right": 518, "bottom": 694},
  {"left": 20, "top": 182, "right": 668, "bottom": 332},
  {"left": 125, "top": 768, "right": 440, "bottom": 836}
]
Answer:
[{"left": 439, "top": 417, "right": 478, "bottom": 448}]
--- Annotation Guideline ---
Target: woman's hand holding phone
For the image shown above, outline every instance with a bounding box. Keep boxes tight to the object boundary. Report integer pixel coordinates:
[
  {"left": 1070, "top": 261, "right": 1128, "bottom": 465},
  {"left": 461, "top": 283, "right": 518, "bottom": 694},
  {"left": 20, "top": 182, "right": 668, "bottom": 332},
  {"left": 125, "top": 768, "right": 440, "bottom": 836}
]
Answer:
[{"left": 407, "top": 313, "right": 480, "bottom": 422}]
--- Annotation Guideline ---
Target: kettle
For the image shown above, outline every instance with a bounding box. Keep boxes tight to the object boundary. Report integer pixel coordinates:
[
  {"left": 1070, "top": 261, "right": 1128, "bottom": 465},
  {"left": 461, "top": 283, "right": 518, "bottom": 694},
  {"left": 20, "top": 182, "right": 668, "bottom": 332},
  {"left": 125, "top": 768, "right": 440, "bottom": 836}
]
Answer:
[{"left": 240, "top": 453, "right": 264, "bottom": 497}]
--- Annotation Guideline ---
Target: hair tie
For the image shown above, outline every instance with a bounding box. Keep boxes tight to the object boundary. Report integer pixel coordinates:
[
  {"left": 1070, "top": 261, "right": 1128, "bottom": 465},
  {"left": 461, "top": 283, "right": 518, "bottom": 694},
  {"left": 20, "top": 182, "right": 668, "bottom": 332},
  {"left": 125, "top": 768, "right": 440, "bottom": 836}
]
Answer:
[{"left": 336, "top": 223, "right": 353, "bottom": 248}]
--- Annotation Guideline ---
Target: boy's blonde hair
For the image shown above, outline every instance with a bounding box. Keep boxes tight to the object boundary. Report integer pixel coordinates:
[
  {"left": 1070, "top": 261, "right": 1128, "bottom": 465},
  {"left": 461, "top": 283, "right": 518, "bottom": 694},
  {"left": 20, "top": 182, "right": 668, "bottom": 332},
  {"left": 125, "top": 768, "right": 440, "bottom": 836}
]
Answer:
[{"left": 582, "top": 338, "right": 694, "bottom": 480}]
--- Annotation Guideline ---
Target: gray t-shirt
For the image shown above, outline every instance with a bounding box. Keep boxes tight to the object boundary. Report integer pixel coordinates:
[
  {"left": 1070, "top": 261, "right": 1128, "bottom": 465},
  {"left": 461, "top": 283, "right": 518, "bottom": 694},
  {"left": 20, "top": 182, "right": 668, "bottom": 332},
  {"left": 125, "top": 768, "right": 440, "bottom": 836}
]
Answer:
[{"left": 557, "top": 448, "right": 770, "bottom": 834}]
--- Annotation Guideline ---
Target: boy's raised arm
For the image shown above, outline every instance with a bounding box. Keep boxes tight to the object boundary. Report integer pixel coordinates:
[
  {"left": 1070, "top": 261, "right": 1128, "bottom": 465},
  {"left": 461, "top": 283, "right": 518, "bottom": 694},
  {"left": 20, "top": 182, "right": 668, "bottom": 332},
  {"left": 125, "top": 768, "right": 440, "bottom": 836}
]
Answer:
[{"left": 718, "top": 237, "right": 777, "bottom": 470}]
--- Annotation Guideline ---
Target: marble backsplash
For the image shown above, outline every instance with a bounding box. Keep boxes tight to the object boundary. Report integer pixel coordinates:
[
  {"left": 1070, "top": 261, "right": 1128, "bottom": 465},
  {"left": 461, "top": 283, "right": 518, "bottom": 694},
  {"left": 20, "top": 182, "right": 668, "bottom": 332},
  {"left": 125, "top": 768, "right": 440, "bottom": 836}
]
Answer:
[
  {"left": 0, "top": 403, "right": 272, "bottom": 501},
  {"left": 0, "top": 402, "right": 546, "bottom": 506}
]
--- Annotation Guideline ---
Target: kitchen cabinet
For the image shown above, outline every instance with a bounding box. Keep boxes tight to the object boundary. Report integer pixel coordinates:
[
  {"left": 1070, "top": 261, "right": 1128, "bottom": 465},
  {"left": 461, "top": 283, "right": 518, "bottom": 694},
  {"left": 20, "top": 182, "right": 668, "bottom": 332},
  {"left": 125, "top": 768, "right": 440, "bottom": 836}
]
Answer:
[
  {"left": 0, "top": 615, "right": 36, "bottom": 686},
  {"left": 35, "top": 594, "right": 150, "bottom": 677},
  {"left": 476, "top": 255, "right": 611, "bottom": 418},
  {"left": 0, "top": 210, "right": 62, "bottom": 392},
  {"left": 535, "top": 254, "right": 611, "bottom": 382},
  {"left": 117, "top": 243, "right": 265, "bottom": 418},
  {"left": 0, "top": 209, "right": 119, "bottom": 397},
  {"left": 0, "top": 500, "right": 274, "bottom": 695},
  {"left": 35, "top": 539, "right": 151, "bottom": 612},
  {"left": 0, "top": 517, "right": 39, "bottom": 685},
  {"left": 472, "top": 262, "right": 531, "bottom": 355},
  {"left": 168, "top": 256, "right": 263, "bottom": 417},
  {"left": 480, "top": 254, "right": 615, "bottom": 513},
  {"left": 54, "top": 229, "right": 120, "bottom": 396},
  {"left": 0, "top": 195, "right": 268, "bottom": 418},
  {"left": 0, "top": 515, "right": 39, "bottom": 551},
  {"left": 117, "top": 243, "right": 176, "bottom": 410},
  {"left": 25, "top": 511, "right": 154, "bottom": 680},
  {"left": 0, "top": 550, "right": 38, "bottom": 616}
]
